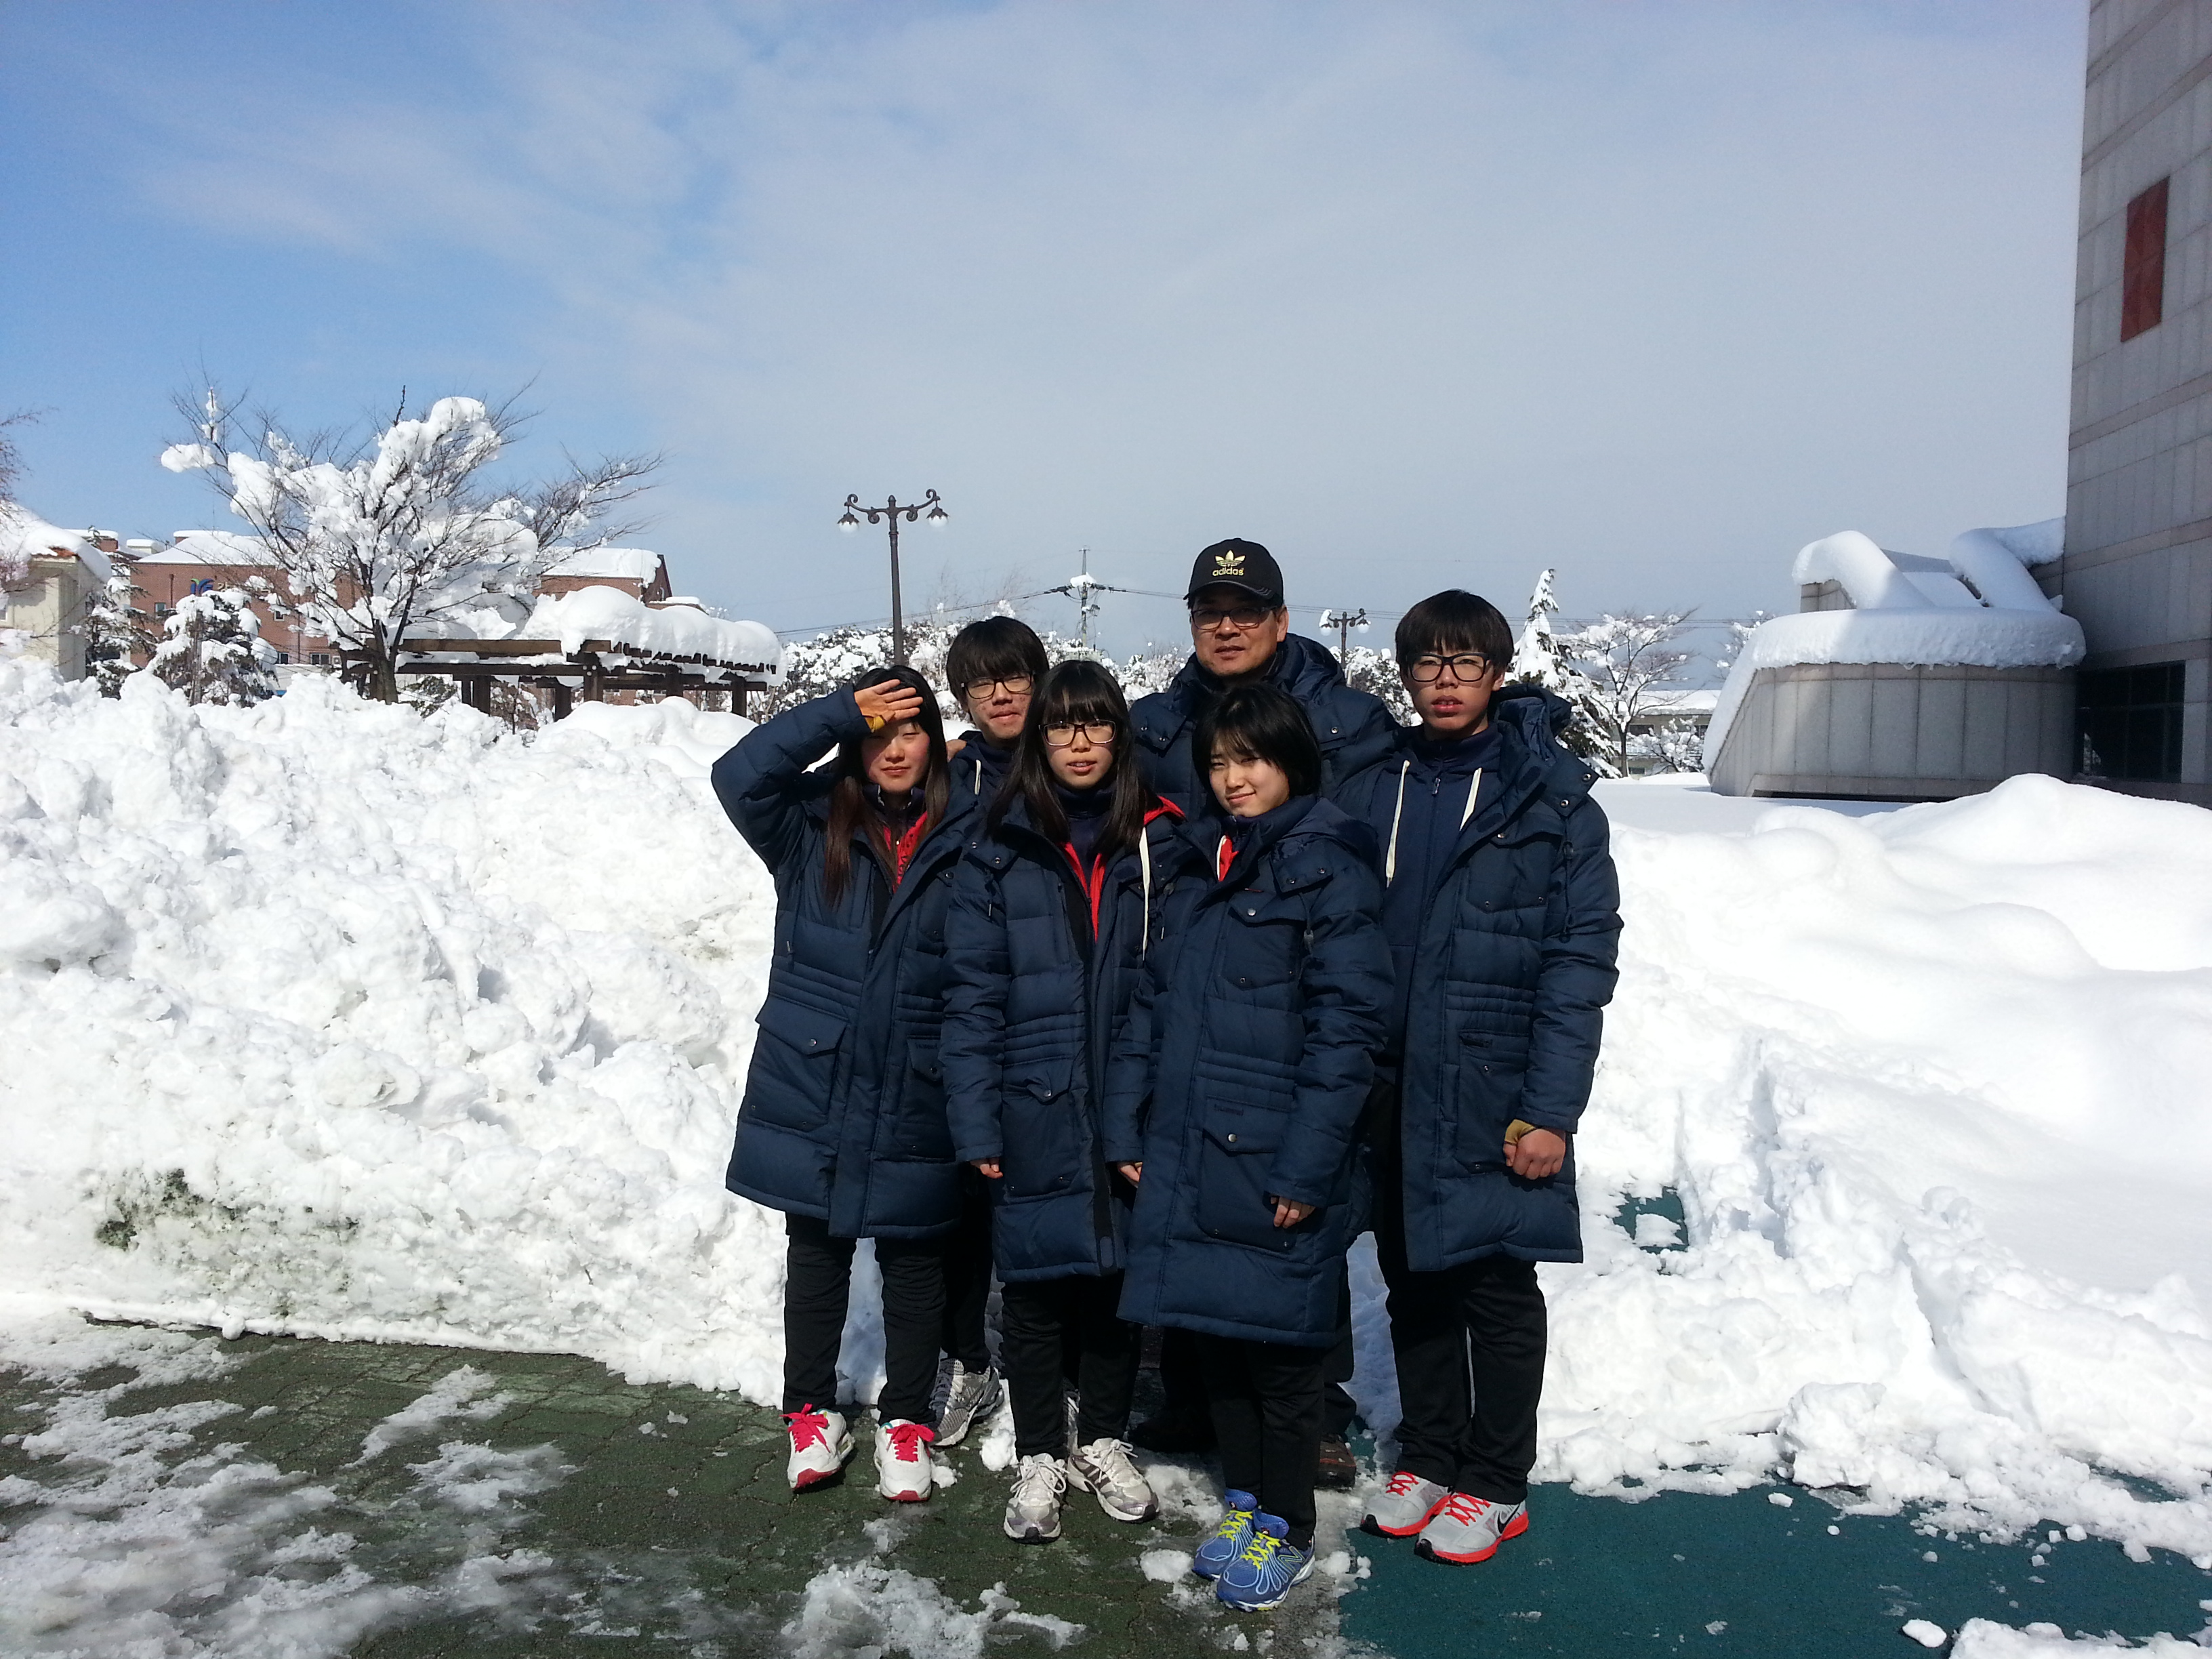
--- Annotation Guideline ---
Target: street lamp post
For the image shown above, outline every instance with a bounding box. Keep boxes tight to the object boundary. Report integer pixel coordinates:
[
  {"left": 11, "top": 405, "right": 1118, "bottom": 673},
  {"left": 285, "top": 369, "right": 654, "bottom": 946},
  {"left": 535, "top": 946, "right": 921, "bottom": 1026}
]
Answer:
[
  {"left": 838, "top": 490, "right": 949, "bottom": 665},
  {"left": 1318, "top": 607, "right": 1370, "bottom": 662}
]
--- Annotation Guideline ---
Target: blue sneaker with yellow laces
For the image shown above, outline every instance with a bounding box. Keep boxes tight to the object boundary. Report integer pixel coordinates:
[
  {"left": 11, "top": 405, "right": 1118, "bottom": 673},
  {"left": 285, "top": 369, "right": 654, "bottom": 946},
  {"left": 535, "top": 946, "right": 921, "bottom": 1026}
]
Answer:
[
  {"left": 1190, "top": 1490, "right": 1258, "bottom": 1579},
  {"left": 1214, "top": 1513, "right": 1315, "bottom": 1611}
]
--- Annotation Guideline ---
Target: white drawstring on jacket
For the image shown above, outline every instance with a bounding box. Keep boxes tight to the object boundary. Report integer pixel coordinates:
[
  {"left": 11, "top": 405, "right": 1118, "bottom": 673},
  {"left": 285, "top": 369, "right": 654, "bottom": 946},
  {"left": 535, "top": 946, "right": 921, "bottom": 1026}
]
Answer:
[
  {"left": 1383, "top": 759, "right": 1485, "bottom": 885},
  {"left": 1138, "top": 828, "right": 1152, "bottom": 953}
]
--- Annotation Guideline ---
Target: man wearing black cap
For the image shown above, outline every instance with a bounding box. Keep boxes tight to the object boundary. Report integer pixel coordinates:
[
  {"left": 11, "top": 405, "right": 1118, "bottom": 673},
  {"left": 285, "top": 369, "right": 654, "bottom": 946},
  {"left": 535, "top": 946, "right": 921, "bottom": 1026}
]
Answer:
[
  {"left": 1130, "top": 538, "right": 1397, "bottom": 811},
  {"left": 1125, "top": 538, "right": 1395, "bottom": 1486}
]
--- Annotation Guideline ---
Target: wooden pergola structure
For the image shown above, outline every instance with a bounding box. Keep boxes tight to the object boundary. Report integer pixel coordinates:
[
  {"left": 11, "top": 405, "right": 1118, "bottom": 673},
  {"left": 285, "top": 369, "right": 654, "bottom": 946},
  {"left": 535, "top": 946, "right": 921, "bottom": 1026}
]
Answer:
[{"left": 393, "top": 636, "right": 776, "bottom": 718}]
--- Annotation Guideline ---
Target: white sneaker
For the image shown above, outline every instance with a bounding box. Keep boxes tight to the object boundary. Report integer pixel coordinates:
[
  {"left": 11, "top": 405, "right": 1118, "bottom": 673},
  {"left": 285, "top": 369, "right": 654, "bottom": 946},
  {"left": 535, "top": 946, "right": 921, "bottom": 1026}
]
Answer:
[
  {"left": 1067, "top": 1437, "right": 1158, "bottom": 1522},
  {"left": 934, "top": 1361, "right": 1001, "bottom": 1448},
  {"left": 784, "top": 1405, "right": 853, "bottom": 1492},
  {"left": 876, "top": 1417, "right": 936, "bottom": 1502},
  {"left": 1002, "top": 1453, "right": 1067, "bottom": 1543},
  {"left": 1361, "top": 1469, "right": 1449, "bottom": 1537}
]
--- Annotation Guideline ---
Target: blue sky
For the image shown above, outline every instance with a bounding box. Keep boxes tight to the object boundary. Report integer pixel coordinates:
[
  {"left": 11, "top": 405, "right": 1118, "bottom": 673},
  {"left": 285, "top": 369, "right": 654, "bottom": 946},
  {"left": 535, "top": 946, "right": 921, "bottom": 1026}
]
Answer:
[{"left": 3, "top": 1, "right": 2085, "bottom": 658}]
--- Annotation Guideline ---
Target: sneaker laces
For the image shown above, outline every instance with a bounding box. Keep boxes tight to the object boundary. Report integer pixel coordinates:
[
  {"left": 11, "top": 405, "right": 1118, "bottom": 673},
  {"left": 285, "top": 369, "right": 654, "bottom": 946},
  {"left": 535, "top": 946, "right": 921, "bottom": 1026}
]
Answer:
[
  {"left": 1385, "top": 1469, "right": 1428, "bottom": 1496},
  {"left": 1237, "top": 1530, "right": 1281, "bottom": 1570},
  {"left": 1014, "top": 1456, "right": 1066, "bottom": 1499},
  {"left": 1208, "top": 1507, "right": 1252, "bottom": 1543},
  {"left": 1437, "top": 1492, "right": 1493, "bottom": 1525},
  {"left": 785, "top": 1406, "right": 831, "bottom": 1452},
  {"left": 884, "top": 1420, "right": 936, "bottom": 1463}
]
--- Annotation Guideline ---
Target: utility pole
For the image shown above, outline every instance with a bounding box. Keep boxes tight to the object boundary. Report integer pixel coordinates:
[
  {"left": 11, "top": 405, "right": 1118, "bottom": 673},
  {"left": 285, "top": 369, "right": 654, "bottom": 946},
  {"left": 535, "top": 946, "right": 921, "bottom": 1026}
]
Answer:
[
  {"left": 1317, "top": 607, "right": 1370, "bottom": 662},
  {"left": 836, "top": 491, "right": 949, "bottom": 665},
  {"left": 1052, "top": 548, "right": 1132, "bottom": 657}
]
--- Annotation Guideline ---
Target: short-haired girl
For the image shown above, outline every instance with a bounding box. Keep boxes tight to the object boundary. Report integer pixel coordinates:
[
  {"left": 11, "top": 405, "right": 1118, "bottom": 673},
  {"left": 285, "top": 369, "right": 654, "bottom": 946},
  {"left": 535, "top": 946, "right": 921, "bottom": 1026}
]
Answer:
[
  {"left": 1105, "top": 682, "right": 1391, "bottom": 1610},
  {"left": 942, "top": 660, "right": 1183, "bottom": 1543},
  {"left": 711, "top": 665, "right": 976, "bottom": 1503}
]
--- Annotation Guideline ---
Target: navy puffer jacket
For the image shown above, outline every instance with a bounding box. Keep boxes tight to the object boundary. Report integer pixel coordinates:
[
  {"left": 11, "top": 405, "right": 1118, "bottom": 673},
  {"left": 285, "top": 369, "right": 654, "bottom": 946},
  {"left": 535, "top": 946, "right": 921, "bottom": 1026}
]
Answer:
[
  {"left": 941, "top": 794, "right": 1184, "bottom": 1281},
  {"left": 710, "top": 691, "right": 979, "bottom": 1239},
  {"left": 1334, "top": 686, "right": 1621, "bottom": 1271},
  {"left": 1129, "top": 634, "right": 1399, "bottom": 811},
  {"left": 1103, "top": 798, "right": 1392, "bottom": 1347}
]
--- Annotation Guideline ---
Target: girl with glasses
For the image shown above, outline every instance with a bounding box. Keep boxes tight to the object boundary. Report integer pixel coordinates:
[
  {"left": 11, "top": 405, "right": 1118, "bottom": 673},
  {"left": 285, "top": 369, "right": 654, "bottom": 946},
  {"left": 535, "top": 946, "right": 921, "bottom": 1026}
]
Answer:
[
  {"left": 710, "top": 664, "right": 977, "bottom": 1504},
  {"left": 941, "top": 660, "right": 1185, "bottom": 1544}
]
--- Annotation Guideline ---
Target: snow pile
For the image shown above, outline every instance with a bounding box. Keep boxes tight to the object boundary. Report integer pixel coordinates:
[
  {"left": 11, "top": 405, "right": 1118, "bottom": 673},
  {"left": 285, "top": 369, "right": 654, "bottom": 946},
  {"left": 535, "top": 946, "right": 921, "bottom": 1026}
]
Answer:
[
  {"left": 0, "top": 660, "right": 800, "bottom": 1398},
  {"left": 785, "top": 1567, "right": 1082, "bottom": 1659},
  {"left": 1704, "top": 523, "right": 2084, "bottom": 761},
  {"left": 1513, "top": 776, "right": 2212, "bottom": 1557},
  {"left": 6, "top": 657, "right": 2212, "bottom": 1562},
  {"left": 1952, "top": 1622, "right": 2211, "bottom": 1656}
]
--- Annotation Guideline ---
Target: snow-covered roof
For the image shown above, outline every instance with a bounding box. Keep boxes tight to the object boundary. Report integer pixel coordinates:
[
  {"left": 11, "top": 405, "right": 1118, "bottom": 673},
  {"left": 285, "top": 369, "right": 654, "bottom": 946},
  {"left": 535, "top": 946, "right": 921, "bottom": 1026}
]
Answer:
[
  {"left": 0, "top": 504, "right": 111, "bottom": 581},
  {"left": 404, "top": 584, "right": 782, "bottom": 680},
  {"left": 136, "top": 530, "right": 281, "bottom": 568},
  {"left": 1706, "top": 519, "right": 2084, "bottom": 764},
  {"left": 542, "top": 546, "right": 666, "bottom": 584}
]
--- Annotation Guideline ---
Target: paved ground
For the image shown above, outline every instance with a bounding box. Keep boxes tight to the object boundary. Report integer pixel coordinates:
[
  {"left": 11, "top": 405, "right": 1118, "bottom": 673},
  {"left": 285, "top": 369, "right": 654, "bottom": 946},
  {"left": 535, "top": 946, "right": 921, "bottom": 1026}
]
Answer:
[{"left": 2, "top": 1322, "right": 2205, "bottom": 1657}]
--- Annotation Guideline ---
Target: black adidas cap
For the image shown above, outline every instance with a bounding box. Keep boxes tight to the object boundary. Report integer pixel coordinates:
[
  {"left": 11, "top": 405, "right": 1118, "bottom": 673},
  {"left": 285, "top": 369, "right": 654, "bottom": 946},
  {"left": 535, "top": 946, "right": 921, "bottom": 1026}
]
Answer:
[{"left": 1184, "top": 538, "right": 1284, "bottom": 607}]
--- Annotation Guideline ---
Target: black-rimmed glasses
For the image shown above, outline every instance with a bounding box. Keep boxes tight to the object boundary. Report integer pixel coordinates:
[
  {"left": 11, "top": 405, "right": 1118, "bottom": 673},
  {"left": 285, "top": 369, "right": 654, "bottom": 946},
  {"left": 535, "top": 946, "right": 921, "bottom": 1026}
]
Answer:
[
  {"left": 961, "top": 675, "right": 1035, "bottom": 701},
  {"left": 1043, "top": 721, "right": 1118, "bottom": 748},
  {"left": 1405, "top": 653, "right": 1495, "bottom": 683},
  {"left": 1190, "top": 604, "right": 1274, "bottom": 631}
]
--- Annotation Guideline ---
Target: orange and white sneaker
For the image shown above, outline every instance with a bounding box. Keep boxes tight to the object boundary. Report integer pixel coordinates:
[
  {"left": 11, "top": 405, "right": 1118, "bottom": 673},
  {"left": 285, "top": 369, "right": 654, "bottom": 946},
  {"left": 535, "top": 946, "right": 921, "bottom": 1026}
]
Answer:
[
  {"left": 876, "top": 1418, "right": 937, "bottom": 1502},
  {"left": 1360, "top": 1469, "right": 1450, "bottom": 1538},
  {"left": 1414, "top": 1492, "right": 1528, "bottom": 1564},
  {"left": 784, "top": 1405, "right": 853, "bottom": 1492}
]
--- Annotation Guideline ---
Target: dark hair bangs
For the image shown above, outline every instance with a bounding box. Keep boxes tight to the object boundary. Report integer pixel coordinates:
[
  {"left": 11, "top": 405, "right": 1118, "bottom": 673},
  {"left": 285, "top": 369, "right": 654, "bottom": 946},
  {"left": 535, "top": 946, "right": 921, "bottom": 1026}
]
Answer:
[
  {"left": 1395, "top": 589, "right": 1513, "bottom": 670},
  {"left": 994, "top": 658, "right": 1150, "bottom": 862},
  {"left": 944, "top": 615, "right": 1048, "bottom": 698},
  {"left": 1191, "top": 682, "right": 1323, "bottom": 800}
]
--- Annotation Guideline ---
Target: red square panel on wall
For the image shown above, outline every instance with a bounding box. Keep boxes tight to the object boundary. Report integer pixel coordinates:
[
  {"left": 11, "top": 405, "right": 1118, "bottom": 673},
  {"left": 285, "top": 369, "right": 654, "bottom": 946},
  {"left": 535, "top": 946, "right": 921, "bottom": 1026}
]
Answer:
[{"left": 2122, "top": 176, "right": 2169, "bottom": 343}]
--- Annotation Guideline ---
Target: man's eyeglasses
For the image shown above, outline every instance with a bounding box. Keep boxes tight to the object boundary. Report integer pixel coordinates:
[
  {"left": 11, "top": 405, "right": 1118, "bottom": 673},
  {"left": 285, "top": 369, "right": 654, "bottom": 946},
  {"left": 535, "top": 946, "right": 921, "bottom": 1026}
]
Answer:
[
  {"left": 1042, "top": 720, "right": 1118, "bottom": 748},
  {"left": 961, "top": 675, "right": 1034, "bottom": 701},
  {"left": 1405, "top": 653, "right": 1495, "bottom": 684},
  {"left": 1191, "top": 604, "right": 1274, "bottom": 632}
]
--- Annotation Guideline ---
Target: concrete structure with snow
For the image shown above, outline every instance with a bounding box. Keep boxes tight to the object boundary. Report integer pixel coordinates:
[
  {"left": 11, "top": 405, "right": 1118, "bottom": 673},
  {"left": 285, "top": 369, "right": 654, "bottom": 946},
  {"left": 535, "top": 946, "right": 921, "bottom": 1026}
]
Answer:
[
  {"left": 0, "top": 508, "right": 115, "bottom": 680},
  {"left": 1705, "top": 524, "right": 2085, "bottom": 800},
  {"left": 2061, "top": 2, "right": 2212, "bottom": 802}
]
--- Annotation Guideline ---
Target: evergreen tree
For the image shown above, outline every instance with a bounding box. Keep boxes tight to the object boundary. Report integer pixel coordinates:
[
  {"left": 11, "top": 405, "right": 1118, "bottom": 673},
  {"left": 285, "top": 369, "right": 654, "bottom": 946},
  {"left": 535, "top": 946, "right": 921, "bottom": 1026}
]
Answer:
[
  {"left": 142, "top": 584, "right": 279, "bottom": 705},
  {"left": 1509, "top": 569, "right": 1618, "bottom": 774},
  {"left": 77, "top": 570, "right": 155, "bottom": 697}
]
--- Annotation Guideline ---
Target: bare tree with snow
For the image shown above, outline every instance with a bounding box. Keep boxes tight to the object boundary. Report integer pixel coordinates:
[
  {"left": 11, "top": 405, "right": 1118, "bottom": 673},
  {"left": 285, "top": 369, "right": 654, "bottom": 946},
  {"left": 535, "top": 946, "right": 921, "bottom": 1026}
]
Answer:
[
  {"left": 1560, "top": 609, "right": 1696, "bottom": 778},
  {"left": 163, "top": 387, "right": 657, "bottom": 702}
]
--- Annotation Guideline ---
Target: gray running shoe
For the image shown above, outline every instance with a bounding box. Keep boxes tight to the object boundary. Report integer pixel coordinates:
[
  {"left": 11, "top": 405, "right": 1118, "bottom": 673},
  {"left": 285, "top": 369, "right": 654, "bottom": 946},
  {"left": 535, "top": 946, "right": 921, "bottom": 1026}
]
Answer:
[
  {"left": 1002, "top": 1453, "right": 1067, "bottom": 1543},
  {"left": 1414, "top": 1492, "right": 1528, "bottom": 1564},
  {"left": 933, "top": 1361, "right": 1000, "bottom": 1448},
  {"left": 1361, "top": 1469, "right": 1449, "bottom": 1538},
  {"left": 1067, "top": 1437, "right": 1158, "bottom": 1522}
]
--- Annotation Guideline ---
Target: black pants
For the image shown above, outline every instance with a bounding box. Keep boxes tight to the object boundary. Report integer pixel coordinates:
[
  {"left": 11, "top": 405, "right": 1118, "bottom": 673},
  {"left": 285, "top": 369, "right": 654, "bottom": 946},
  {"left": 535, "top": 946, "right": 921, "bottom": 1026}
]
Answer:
[
  {"left": 940, "top": 1169, "right": 995, "bottom": 1372},
  {"left": 781, "top": 1214, "right": 947, "bottom": 1426},
  {"left": 1000, "top": 1273, "right": 1141, "bottom": 1459},
  {"left": 1372, "top": 1137, "right": 1547, "bottom": 1503},
  {"left": 1194, "top": 1333, "right": 1325, "bottom": 1549},
  {"left": 1158, "top": 1271, "right": 1359, "bottom": 1440}
]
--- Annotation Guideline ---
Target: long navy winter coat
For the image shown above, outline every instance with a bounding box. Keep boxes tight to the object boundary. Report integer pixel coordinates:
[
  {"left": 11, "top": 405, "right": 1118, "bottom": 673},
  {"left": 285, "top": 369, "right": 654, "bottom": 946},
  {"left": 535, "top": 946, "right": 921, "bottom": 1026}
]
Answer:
[
  {"left": 710, "top": 691, "right": 978, "bottom": 1239},
  {"left": 1334, "top": 686, "right": 1621, "bottom": 1273},
  {"left": 940, "top": 794, "right": 1184, "bottom": 1282},
  {"left": 1129, "top": 634, "right": 1399, "bottom": 811},
  {"left": 1103, "top": 798, "right": 1393, "bottom": 1347}
]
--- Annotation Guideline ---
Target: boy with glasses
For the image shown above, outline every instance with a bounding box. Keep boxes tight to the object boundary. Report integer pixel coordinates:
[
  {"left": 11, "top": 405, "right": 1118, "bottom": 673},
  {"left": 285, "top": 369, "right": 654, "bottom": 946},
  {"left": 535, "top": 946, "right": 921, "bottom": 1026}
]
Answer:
[
  {"left": 945, "top": 617, "right": 1050, "bottom": 808},
  {"left": 1334, "top": 590, "right": 1620, "bottom": 1565}
]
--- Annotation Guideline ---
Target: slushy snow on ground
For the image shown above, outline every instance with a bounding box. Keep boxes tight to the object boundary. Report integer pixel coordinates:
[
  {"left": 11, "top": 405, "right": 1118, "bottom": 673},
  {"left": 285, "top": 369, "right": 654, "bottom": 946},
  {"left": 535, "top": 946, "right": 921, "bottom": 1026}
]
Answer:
[{"left": 3, "top": 662, "right": 2211, "bottom": 1572}]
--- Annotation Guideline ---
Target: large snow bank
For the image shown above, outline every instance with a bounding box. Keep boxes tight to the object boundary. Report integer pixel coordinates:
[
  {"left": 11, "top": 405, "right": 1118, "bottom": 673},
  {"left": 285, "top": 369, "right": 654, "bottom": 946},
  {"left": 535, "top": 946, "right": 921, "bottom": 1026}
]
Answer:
[{"left": 5, "top": 663, "right": 2211, "bottom": 1560}]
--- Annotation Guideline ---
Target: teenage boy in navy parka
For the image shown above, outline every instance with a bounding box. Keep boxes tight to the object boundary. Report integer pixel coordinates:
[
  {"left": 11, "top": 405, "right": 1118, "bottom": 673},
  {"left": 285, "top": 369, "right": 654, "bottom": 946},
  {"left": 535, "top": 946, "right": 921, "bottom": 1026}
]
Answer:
[
  {"left": 1332, "top": 591, "right": 1621, "bottom": 1568},
  {"left": 1105, "top": 683, "right": 1391, "bottom": 1613},
  {"left": 710, "top": 666, "right": 978, "bottom": 1506},
  {"left": 942, "top": 661, "right": 1184, "bottom": 1546}
]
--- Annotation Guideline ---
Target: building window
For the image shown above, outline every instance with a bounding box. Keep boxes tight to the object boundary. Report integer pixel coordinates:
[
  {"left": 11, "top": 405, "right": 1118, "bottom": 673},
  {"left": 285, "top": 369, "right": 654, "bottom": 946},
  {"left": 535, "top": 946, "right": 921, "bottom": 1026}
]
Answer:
[
  {"left": 2122, "top": 176, "right": 2169, "bottom": 342},
  {"left": 275, "top": 651, "right": 290, "bottom": 664},
  {"left": 2078, "top": 662, "right": 2185, "bottom": 781},
  {"left": 309, "top": 653, "right": 330, "bottom": 667}
]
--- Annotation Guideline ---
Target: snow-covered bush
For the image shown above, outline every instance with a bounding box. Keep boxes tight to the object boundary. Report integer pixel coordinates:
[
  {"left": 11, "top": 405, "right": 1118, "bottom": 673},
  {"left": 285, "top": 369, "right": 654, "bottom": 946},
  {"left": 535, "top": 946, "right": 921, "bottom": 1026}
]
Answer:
[
  {"left": 75, "top": 570, "right": 154, "bottom": 697},
  {"left": 140, "top": 584, "right": 277, "bottom": 706}
]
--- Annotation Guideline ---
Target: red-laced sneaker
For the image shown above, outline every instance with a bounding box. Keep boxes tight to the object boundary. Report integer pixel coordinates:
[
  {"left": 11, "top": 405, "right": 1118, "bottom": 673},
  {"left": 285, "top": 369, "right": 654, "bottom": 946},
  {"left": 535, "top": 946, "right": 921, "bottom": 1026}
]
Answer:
[
  {"left": 876, "top": 1417, "right": 937, "bottom": 1502},
  {"left": 1361, "top": 1469, "right": 1450, "bottom": 1538},
  {"left": 784, "top": 1405, "right": 853, "bottom": 1492},
  {"left": 1414, "top": 1492, "right": 1529, "bottom": 1564}
]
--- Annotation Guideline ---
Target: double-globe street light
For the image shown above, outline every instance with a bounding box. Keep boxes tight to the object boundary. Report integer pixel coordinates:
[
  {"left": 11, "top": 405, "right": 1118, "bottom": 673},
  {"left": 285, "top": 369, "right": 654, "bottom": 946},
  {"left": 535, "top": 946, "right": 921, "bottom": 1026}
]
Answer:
[{"left": 837, "top": 490, "right": 949, "bottom": 666}]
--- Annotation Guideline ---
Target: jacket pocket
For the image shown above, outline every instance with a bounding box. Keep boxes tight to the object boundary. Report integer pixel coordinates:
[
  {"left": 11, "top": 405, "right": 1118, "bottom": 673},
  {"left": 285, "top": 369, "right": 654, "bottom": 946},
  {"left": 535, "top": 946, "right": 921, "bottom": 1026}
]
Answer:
[
  {"left": 1001, "top": 1073, "right": 1083, "bottom": 1199},
  {"left": 882, "top": 1040, "right": 955, "bottom": 1161},
  {"left": 1194, "top": 1107, "right": 1314, "bottom": 1252},
  {"left": 747, "top": 997, "right": 845, "bottom": 1131}
]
